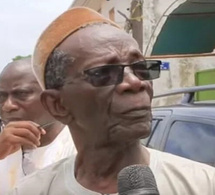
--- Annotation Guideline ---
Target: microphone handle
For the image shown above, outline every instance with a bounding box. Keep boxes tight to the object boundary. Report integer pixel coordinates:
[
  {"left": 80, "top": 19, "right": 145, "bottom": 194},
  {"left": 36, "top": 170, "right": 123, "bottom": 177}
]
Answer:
[{"left": 120, "top": 188, "right": 159, "bottom": 195}]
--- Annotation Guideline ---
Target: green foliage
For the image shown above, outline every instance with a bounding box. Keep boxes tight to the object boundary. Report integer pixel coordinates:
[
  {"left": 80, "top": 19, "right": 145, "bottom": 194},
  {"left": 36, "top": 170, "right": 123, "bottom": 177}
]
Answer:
[{"left": 12, "top": 55, "right": 31, "bottom": 61}]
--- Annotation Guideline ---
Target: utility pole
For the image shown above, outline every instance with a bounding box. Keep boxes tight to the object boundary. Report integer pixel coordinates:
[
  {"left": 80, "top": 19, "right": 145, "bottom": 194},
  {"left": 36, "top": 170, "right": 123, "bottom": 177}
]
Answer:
[
  {"left": 117, "top": 0, "right": 143, "bottom": 52},
  {"left": 130, "top": 0, "right": 143, "bottom": 52}
]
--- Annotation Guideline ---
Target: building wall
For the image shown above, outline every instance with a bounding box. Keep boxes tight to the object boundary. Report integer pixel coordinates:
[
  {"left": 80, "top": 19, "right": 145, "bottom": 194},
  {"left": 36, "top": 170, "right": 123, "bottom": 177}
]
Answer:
[
  {"left": 71, "top": 0, "right": 215, "bottom": 106},
  {"left": 71, "top": 0, "right": 102, "bottom": 11},
  {"left": 142, "top": 0, "right": 215, "bottom": 106},
  {"left": 100, "top": 0, "right": 131, "bottom": 27},
  {"left": 71, "top": 0, "right": 132, "bottom": 27}
]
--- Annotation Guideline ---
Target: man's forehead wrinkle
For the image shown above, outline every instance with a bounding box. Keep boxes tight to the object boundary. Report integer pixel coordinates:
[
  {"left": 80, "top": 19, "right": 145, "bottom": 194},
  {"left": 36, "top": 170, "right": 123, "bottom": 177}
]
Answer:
[
  {"left": 0, "top": 66, "right": 39, "bottom": 93},
  {"left": 59, "top": 24, "right": 131, "bottom": 54},
  {"left": 1, "top": 63, "right": 32, "bottom": 81},
  {"left": 58, "top": 25, "right": 142, "bottom": 69},
  {"left": 0, "top": 70, "right": 34, "bottom": 82},
  {"left": 0, "top": 80, "right": 38, "bottom": 89},
  {"left": 0, "top": 86, "right": 28, "bottom": 94},
  {"left": 106, "top": 42, "right": 142, "bottom": 63},
  {"left": 75, "top": 24, "right": 121, "bottom": 44}
]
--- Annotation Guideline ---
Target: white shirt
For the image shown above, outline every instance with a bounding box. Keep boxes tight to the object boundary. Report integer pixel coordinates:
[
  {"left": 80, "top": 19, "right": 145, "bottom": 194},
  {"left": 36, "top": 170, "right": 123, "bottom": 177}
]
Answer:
[
  {"left": 9, "top": 147, "right": 215, "bottom": 195},
  {"left": 0, "top": 126, "right": 76, "bottom": 195}
]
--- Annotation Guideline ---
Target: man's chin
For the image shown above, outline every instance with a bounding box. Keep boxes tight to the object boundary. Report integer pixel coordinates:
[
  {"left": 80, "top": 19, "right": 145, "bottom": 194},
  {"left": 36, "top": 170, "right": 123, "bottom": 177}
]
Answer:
[
  {"left": 109, "top": 121, "right": 151, "bottom": 143},
  {"left": 131, "top": 121, "right": 151, "bottom": 139}
]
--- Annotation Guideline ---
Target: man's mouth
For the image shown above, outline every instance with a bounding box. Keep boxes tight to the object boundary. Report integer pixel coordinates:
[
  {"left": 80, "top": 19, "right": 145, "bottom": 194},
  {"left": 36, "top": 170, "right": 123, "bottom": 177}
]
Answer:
[
  {"left": 121, "top": 106, "right": 150, "bottom": 114},
  {"left": 113, "top": 107, "right": 151, "bottom": 120}
]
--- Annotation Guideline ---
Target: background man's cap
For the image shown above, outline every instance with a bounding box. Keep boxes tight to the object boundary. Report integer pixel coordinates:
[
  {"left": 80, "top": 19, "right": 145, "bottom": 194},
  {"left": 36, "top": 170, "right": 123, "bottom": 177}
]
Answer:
[{"left": 32, "top": 6, "right": 120, "bottom": 89}]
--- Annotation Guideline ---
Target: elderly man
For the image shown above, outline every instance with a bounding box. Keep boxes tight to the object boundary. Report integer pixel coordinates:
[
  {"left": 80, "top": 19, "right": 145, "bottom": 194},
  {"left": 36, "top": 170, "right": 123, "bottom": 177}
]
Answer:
[
  {"left": 10, "top": 7, "right": 215, "bottom": 195},
  {"left": 0, "top": 58, "right": 76, "bottom": 195}
]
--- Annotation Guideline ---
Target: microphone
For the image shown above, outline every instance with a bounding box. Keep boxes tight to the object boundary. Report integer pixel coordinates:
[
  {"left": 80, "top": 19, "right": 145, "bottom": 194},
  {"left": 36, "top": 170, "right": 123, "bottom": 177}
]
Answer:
[{"left": 117, "top": 165, "right": 160, "bottom": 195}]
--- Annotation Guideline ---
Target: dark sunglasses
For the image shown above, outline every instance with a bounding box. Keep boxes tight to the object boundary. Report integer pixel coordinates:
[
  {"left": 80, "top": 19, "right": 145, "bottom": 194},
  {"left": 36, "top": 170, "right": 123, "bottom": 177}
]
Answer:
[{"left": 83, "top": 60, "right": 161, "bottom": 87}]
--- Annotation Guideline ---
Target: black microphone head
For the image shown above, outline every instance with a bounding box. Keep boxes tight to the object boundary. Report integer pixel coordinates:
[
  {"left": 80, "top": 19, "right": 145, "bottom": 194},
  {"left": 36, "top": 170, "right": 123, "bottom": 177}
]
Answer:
[{"left": 117, "top": 165, "right": 159, "bottom": 195}]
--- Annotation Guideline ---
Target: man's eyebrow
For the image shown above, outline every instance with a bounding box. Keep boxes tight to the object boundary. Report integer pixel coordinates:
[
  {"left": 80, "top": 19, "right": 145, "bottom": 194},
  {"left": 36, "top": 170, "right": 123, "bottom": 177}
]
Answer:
[
  {"left": 129, "top": 50, "right": 143, "bottom": 59},
  {"left": 106, "top": 55, "right": 120, "bottom": 64},
  {"left": 7, "top": 88, "right": 33, "bottom": 95},
  {"left": 11, "top": 88, "right": 33, "bottom": 92},
  {"left": 106, "top": 51, "right": 143, "bottom": 64}
]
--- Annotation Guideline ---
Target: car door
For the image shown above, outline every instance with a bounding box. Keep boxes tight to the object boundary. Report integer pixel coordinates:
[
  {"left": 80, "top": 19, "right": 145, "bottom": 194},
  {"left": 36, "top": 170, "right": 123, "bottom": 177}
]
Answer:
[
  {"left": 141, "top": 109, "right": 172, "bottom": 150},
  {"left": 160, "top": 115, "right": 215, "bottom": 166}
]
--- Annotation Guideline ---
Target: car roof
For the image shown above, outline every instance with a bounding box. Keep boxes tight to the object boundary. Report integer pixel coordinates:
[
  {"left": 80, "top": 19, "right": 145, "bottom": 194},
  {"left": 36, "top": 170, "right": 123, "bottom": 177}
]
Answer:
[
  {"left": 153, "top": 102, "right": 215, "bottom": 119},
  {"left": 152, "top": 84, "right": 215, "bottom": 119}
]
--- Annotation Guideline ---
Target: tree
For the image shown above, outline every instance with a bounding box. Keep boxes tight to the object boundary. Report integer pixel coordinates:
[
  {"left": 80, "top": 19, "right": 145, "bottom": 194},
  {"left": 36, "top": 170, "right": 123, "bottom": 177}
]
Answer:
[{"left": 12, "top": 55, "right": 31, "bottom": 61}]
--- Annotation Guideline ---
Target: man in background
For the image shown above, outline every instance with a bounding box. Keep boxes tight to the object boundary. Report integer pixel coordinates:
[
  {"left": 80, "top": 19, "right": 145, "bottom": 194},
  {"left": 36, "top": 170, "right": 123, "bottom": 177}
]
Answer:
[{"left": 0, "top": 57, "right": 76, "bottom": 194}]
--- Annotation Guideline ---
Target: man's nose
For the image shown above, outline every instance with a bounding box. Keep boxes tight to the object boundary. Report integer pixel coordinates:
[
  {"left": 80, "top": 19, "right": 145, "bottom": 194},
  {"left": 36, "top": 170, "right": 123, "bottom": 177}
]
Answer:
[
  {"left": 115, "top": 67, "right": 143, "bottom": 94},
  {"left": 1, "top": 97, "right": 19, "bottom": 112}
]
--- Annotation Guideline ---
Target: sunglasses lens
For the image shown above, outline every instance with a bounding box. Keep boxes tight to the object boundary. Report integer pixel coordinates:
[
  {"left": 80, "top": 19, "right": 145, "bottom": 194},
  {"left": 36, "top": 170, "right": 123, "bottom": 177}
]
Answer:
[
  {"left": 134, "top": 61, "right": 161, "bottom": 80},
  {"left": 85, "top": 65, "right": 122, "bottom": 87},
  {"left": 84, "top": 60, "right": 161, "bottom": 87}
]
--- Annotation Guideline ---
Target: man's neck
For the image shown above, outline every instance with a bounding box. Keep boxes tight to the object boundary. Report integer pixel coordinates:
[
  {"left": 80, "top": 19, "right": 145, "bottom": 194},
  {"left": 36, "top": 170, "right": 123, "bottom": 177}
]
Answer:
[{"left": 75, "top": 142, "right": 150, "bottom": 194}]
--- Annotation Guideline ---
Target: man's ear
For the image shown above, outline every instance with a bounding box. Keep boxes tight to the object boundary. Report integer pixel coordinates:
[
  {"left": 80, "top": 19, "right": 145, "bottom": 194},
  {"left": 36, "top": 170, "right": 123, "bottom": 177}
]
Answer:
[{"left": 41, "top": 89, "right": 72, "bottom": 124}]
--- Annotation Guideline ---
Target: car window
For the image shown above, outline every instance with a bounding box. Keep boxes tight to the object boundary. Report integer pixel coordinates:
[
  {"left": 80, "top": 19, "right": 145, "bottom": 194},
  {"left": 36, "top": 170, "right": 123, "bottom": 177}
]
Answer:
[
  {"left": 164, "top": 121, "right": 215, "bottom": 166},
  {"left": 141, "top": 119, "right": 158, "bottom": 145},
  {"left": 141, "top": 118, "right": 163, "bottom": 148},
  {"left": 147, "top": 119, "right": 163, "bottom": 148}
]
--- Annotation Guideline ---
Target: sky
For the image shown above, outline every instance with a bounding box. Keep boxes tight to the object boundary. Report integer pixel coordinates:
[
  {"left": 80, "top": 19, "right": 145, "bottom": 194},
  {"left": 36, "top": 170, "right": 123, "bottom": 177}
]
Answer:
[{"left": 0, "top": 0, "right": 74, "bottom": 72}]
